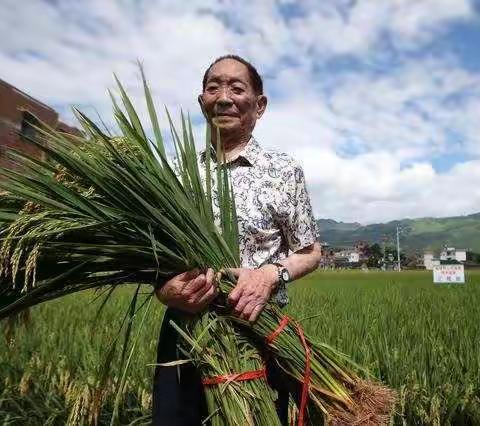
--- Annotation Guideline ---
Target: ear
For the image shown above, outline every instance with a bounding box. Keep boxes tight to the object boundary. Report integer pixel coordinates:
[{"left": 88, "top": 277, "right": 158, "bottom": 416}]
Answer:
[
  {"left": 198, "top": 94, "right": 208, "bottom": 119},
  {"left": 256, "top": 95, "right": 268, "bottom": 119}
]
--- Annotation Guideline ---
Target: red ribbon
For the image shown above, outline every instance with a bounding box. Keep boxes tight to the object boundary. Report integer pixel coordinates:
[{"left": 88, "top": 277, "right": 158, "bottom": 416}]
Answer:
[
  {"left": 266, "top": 316, "right": 311, "bottom": 426},
  {"left": 295, "top": 321, "right": 311, "bottom": 426},
  {"left": 202, "top": 368, "right": 266, "bottom": 386},
  {"left": 265, "top": 315, "right": 291, "bottom": 344}
]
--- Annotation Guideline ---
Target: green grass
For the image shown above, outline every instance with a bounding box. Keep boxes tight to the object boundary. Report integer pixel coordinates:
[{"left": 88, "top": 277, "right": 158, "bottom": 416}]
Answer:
[{"left": 1, "top": 270, "right": 480, "bottom": 425}]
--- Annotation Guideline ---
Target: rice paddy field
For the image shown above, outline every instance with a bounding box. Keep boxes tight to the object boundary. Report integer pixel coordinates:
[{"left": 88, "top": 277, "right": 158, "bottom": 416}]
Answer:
[{"left": 1, "top": 270, "right": 479, "bottom": 425}]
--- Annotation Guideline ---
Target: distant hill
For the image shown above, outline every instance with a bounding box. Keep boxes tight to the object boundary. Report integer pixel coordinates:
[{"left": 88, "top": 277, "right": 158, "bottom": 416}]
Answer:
[{"left": 317, "top": 213, "right": 480, "bottom": 253}]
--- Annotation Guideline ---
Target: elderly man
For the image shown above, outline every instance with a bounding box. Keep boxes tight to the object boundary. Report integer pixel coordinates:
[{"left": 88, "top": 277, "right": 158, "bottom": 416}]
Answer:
[{"left": 153, "top": 55, "right": 321, "bottom": 425}]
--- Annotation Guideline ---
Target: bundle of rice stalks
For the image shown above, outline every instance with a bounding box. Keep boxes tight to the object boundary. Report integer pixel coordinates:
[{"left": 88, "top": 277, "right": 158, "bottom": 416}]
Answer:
[
  {"left": 0, "top": 68, "right": 395, "bottom": 424},
  {"left": 171, "top": 313, "right": 280, "bottom": 426},
  {"left": 0, "top": 69, "right": 280, "bottom": 425},
  {"left": 230, "top": 302, "right": 396, "bottom": 424}
]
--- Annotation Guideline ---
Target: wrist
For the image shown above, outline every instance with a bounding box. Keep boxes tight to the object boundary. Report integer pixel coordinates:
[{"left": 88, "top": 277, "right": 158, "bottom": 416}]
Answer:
[
  {"left": 271, "top": 262, "right": 291, "bottom": 289},
  {"left": 260, "top": 264, "right": 279, "bottom": 290}
]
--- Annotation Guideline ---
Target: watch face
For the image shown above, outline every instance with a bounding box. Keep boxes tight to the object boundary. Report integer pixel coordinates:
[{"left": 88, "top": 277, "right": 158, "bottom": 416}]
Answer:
[{"left": 281, "top": 269, "right": 290, "bottom": 282}]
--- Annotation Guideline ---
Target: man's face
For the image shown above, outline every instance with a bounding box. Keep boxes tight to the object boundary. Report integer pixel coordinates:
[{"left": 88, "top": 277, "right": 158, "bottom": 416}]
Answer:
[{"left": 199, "top": 59, "right": 267, "bottom": 138}]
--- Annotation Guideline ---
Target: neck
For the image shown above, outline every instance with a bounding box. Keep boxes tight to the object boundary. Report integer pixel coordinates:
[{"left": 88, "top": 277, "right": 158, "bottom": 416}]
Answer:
[{"left": 211, "top": 128, "right": 251, "bottom": 162}]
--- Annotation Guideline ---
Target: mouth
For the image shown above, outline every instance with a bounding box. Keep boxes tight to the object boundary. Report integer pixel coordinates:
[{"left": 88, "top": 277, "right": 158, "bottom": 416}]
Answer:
[
  {"left": 214, "top": 112, "right": 238, "bottom": 118},
  {"left": 211, "top": 114, "right": 238, "bottom": 127}
]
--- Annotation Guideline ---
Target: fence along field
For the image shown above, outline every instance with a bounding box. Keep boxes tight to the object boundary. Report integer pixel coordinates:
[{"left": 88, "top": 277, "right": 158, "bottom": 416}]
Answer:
[{"left": 1, "top": 270, "right": 479, "bottom": 425}]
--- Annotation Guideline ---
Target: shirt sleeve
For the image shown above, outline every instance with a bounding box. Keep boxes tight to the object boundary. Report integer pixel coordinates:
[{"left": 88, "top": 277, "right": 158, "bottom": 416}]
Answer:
[{"left": 278, "top": 161, "right": 319, "bottom": 253}]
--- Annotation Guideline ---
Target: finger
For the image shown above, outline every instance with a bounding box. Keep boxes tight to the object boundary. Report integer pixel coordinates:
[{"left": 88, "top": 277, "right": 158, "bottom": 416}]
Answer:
[
  {"left": 190, "top": 280, "right": 213, "bottom": 303},
  {"left": 233, "top": 293, "right": 252, "bottom": 315},
  {"left": 184, "top": 274, "right": 206, "bottom": 293},
  {"left": 197, "top": 283, "right": 218, "bottom": 307},
  {"left": 248, "top": 302, "right": 266, "bottom": 323},
  {"left": 239, "top": 299, "right": 258, "bottom": 320},
  {"left": 228, "top": 283, "right": 244, "bottom": 305},
  {"left": 240, "top": 298, "right": 265, "bottom": 320},
  {"left": 178, "top": 268, "right": 201, "bottom": 281},
  {"left": 205, "top": 268, "right": 215, "bottom": 286}
]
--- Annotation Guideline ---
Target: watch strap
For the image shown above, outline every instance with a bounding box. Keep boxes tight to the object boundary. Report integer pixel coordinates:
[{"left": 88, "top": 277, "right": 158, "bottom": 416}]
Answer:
[{"left": 272, "top": 262, "right": 289, "bottom": 286}]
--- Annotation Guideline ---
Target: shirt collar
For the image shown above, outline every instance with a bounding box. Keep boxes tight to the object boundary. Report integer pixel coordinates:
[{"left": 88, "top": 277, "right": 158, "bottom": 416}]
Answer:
[{"left": 200, "top": 136, "right": 261, "bottom": 166}]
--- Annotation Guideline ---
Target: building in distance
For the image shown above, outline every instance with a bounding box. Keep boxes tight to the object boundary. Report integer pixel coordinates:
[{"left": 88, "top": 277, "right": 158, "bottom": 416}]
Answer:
[
  {"left": 0, "top": 79, "right": 78, "bottom": 174},
  {"left": 440, "top": 247, "right": 467, "bottom": 263},
  {"left": 424, "top": 246, "right": 468, "bottom": 270}
]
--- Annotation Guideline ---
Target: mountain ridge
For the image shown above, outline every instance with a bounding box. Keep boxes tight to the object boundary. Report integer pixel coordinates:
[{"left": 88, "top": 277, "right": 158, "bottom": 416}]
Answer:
[{"left": 317, "top": 212, "right": 480, "bottom": 252}]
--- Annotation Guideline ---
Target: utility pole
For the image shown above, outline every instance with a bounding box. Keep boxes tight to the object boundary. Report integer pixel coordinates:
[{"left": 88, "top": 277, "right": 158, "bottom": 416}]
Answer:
[
  {"left": 396, "top": 225, "right": 401, "bottom": 271},
  {"left": 382, "top": 234, "right": 387, "bottom": 271}
]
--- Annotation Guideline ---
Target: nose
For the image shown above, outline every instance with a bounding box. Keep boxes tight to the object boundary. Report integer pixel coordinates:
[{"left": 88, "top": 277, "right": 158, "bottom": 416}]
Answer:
[{"left": 216, "top": 87, "right": 234, "bottom": 107}]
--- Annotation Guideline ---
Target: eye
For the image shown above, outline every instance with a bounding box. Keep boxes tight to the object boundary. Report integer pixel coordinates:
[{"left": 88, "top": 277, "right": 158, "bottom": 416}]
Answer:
[
  {"left": 232, "top": 86, "right": 245, "bottom": 94},
  {"left": 206, "top": 84, "right": 219, "bottom": 93}
]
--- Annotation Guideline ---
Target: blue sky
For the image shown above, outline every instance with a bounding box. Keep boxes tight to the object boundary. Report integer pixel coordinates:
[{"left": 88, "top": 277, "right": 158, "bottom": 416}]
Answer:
[{"left": 1, "top": 0, "right": 480, "bottom": 223}]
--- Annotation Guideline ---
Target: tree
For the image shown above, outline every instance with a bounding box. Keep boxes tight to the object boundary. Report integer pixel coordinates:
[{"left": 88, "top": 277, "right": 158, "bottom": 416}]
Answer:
[
  {"left": 467, "top": 251, "right": 480, "bottom": 265},
  {"left": 365, "top": 243, "right": 383, "bottom": 267}
]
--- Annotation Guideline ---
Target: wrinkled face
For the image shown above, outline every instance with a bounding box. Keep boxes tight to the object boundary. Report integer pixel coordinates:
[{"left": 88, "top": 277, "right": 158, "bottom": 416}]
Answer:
[{"left": 199, "top": 59, "right": 267, "bottom": 138}]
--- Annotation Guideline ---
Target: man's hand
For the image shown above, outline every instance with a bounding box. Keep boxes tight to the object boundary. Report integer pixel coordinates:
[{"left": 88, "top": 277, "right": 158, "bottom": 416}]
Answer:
[
  {"left": 155, "top": 268, "right": 217, "bottom": 314},
  {"left": 227, "top": 265, "right": 278, "bottom": 322}
]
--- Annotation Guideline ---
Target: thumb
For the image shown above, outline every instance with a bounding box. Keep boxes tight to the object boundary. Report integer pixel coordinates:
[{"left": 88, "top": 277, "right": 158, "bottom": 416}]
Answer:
[{"left": 224, "top": 268, "right": 242, "bottom": 280}]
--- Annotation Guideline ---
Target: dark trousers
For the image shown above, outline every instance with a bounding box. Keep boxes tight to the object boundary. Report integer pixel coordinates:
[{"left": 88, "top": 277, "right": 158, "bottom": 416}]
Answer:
[{"left": 152, "top": 308, "right": 293, "bottom": 426}]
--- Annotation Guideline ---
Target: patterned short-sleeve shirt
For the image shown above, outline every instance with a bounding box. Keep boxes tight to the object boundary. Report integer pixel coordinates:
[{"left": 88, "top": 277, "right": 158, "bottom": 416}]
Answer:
[{"left": 199, "top": 137, "right": 319, "bottom": 306}]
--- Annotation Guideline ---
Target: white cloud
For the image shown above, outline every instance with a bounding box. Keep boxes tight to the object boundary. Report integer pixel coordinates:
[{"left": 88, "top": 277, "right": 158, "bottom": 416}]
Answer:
[
  {"left": 327, "top": 58, "right": 480, "bottom": 157},
  {"left": 289, "top": 0, "right": 473, "bottom": 55},
  {"left": 389, "top": 0, "right": 472, "bottom": 44},
  {"left": 253, "top": 55, "right": 480, "bottom": 223},
  {"left": 292, "top": 147, "right": 480, "bottom": 224},
  {"left": 0, "top": 0, "right": 479, "bottom": 224}
]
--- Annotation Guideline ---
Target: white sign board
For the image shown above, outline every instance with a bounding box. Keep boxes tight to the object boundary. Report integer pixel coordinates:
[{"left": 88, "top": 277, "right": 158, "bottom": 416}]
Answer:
[{"left": 433, "top": 264, "right": 465, "bottom": 284}]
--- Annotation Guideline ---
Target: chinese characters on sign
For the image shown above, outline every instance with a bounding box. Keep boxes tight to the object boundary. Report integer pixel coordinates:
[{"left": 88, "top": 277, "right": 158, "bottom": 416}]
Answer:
[{"left": 433, "top": 264, "right": 465, "bottom": 284}]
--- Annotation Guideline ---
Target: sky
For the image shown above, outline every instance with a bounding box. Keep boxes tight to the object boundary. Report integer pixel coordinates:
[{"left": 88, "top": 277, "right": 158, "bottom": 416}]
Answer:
[{"left": 1, "top": 0, "right": 480, "bottom": 224}]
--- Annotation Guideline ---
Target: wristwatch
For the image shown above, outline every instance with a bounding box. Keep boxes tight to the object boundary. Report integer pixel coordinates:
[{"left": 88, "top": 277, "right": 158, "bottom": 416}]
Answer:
[{"left": 272, "top": 262, "right": 291, "bottom": 290}]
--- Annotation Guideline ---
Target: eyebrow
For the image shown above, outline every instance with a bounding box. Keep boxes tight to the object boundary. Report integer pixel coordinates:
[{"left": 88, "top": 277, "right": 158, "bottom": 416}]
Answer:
[{"left": 206, "top": 76, "right": 247, "bottom": 85}]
